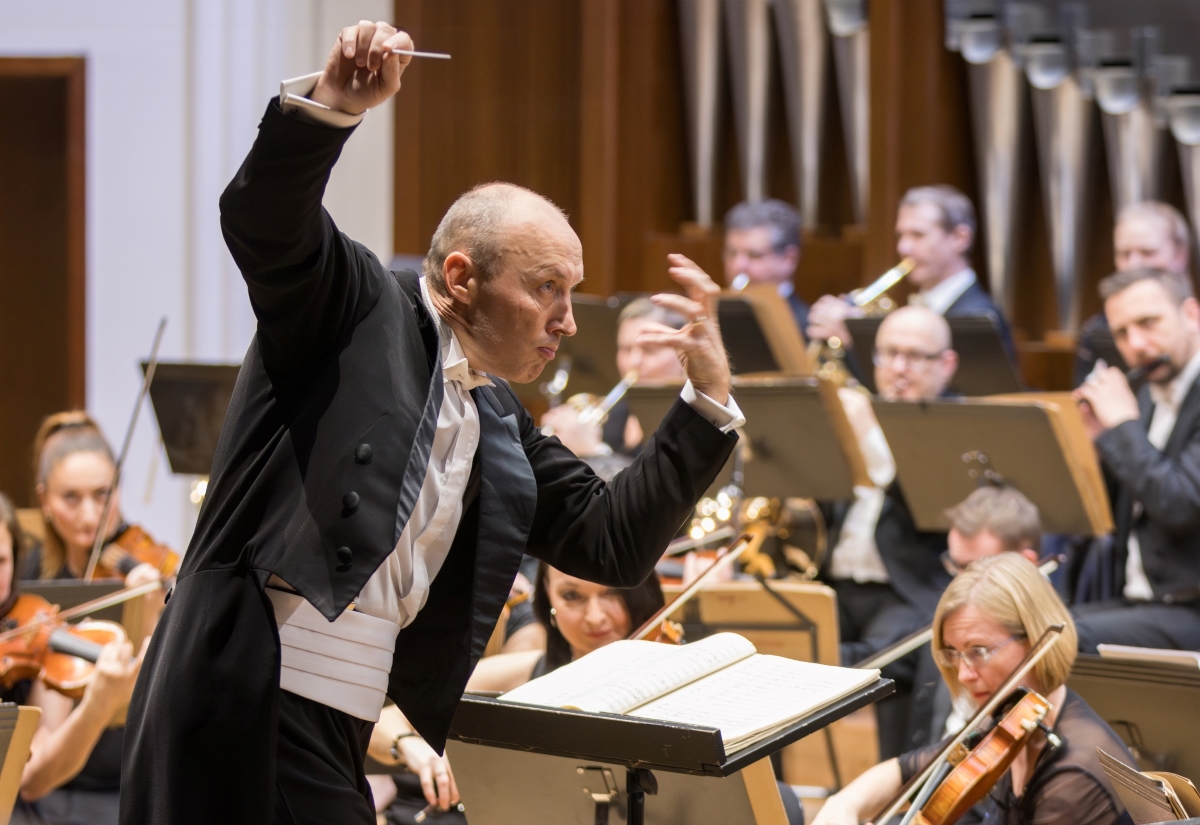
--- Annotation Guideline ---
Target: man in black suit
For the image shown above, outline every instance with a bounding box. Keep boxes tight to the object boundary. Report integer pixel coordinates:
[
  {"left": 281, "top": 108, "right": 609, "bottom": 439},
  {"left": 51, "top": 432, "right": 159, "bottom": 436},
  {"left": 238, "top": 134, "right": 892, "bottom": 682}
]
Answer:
[
  {"left": 1073, "top": 267, "right": 1200, "bottom": 653},
  {"left": 808, "top": 184, "right": 1016, "bottom": 366},
  {"left": 821, "top": 305, "right": 957, "bottom": 756},
  {"left": 121, "top": 23, "right": 740, "bottom": 825},
  {"left": 722, "top": 199, "right": 810, "bottom": 336}
]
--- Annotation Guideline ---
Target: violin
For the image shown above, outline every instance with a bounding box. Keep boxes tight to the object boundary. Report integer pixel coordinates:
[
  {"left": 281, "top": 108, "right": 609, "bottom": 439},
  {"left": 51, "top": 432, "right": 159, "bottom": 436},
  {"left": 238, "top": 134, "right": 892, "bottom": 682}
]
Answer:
[
  {"left": 0, "top": 593, "right": 127, "bottom": 699},
  {"left": 94, "top": 524, "right": 179, "bottom": 580},
  {"left": 910, "top": 689, "right": 1054, "bottom": 825}
]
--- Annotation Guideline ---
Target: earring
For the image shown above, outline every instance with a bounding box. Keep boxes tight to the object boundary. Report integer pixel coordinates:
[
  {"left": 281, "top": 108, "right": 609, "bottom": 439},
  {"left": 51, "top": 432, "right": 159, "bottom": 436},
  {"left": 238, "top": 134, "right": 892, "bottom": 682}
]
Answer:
[{"left": 549, "top": 607, "right": 558, "bottom": 628}]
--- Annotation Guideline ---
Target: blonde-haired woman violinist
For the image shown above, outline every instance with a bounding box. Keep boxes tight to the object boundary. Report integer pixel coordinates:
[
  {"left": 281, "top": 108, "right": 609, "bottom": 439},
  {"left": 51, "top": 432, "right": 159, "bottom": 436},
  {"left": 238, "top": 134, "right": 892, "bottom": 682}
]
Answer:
[{"left": 814, "top": 554, "right": 1137, "bottom": 825}]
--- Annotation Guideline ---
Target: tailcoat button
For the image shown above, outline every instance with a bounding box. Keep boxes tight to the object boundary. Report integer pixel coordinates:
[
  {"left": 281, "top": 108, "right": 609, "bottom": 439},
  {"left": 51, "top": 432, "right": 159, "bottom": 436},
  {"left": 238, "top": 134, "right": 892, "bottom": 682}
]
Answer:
[
  {"left": 336, "top": 546, "right": 353, "bottom": 566},
  {"left": 355, "top": 443, "right": 373, "bottom": 464},
  {"left": 343, "top": 491, "right": 360, "bottom": 510}
]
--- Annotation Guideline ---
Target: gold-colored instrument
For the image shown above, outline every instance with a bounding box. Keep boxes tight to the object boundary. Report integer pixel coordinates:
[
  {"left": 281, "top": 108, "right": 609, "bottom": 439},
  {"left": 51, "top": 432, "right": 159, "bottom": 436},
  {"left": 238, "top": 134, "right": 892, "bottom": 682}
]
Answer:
[
  {"left": 808, "top": 257, "right": 915, "bottom": 384},
  {"left": 540, "top": 371, "right": 638, "bottom": 437}
]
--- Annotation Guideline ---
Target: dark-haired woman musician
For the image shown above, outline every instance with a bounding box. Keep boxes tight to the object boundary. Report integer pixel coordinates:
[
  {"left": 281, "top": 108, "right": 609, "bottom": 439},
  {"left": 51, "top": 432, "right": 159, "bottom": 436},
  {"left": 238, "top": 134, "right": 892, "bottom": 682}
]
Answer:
[
  {"left": 813, "top": 554, "right": 1135, "bottom": 825},
  {"left": 0, "top": 491, "right": 144, "bottom": 825},
  {"left": 367, "top": 563, "right": 806, "bottom": 825}
]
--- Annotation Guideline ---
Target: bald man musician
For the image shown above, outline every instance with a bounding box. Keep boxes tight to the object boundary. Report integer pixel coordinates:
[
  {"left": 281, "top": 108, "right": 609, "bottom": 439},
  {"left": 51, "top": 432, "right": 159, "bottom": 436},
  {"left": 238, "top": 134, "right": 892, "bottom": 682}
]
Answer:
[
  {"left": 820, "top": 305, "right": 957, "bottom": 756},
  {"left": 121, "top": 22, "right": 741, "bottom": 825}
]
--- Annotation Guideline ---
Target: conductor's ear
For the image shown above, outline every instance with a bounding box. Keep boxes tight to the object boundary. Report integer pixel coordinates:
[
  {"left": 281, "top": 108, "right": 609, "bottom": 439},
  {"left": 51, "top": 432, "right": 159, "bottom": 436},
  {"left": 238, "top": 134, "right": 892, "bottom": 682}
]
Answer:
[{"left": 442, "top": 252, "right": 478, "bottom": 305}]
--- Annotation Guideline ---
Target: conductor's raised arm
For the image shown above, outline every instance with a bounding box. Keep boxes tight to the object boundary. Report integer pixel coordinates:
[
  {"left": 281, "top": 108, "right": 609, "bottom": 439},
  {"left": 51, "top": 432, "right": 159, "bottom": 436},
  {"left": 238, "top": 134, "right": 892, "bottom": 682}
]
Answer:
[{"left": 218, "top": 22, "right": 415, "bottom": 372}]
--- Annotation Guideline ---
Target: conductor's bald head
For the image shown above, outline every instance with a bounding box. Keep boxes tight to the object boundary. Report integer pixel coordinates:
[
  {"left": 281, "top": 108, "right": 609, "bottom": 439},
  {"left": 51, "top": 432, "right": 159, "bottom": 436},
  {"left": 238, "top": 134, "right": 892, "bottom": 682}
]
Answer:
[
  {"left": 423, "top": 183, "right": 583, "bottom": 384},
  {"left": 874, "top": 306, "right": 957, "bottom": 401}
]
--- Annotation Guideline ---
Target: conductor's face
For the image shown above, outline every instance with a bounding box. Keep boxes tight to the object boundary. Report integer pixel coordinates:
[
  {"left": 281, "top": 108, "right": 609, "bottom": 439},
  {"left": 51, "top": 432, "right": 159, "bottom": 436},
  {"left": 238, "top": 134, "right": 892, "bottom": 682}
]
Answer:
[{"left": 439, "top": 200, "right": 583, "bottom": 384}]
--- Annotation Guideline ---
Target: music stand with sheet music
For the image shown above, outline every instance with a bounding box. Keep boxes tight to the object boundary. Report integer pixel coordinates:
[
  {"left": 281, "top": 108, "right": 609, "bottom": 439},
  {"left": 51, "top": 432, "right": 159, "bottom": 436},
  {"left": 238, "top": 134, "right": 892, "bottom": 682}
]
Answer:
[
  {"left": 845, "top": 315, "right": 1022, "bottom": 396},
  {"left": 1070, "top": 655, "right": 1200, "bottom": 781},
  {"left": 718, "top": 285, "right": 810, "bottom": 376},
  {"left": 141, "top": 362, "right": 240, "bottom": 476},
  {"left": 444, "top": 678, "right": 892, "bottom": 825},
  {"left": 625, "top": 377, "right": 867, "bottom": 501},
  {"left": 872, "top": 395, "right": 1113, "bottom": 535},
  {"left": 509, "top": 294, "right": 626, "bottom": 407}
]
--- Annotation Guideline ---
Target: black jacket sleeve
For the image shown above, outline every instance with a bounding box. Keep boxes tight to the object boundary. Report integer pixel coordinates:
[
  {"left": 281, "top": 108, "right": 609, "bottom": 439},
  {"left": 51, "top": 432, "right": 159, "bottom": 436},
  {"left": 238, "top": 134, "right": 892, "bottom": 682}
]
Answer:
[
  {"left": 513, "top": 386, "right": 738, "bottom": 587},
  {"left": 219, "top": 100, "right": 386, "bottom": 373},
  {"left": 1095, "top": 419, "right": 1200, "bottom": 535}
]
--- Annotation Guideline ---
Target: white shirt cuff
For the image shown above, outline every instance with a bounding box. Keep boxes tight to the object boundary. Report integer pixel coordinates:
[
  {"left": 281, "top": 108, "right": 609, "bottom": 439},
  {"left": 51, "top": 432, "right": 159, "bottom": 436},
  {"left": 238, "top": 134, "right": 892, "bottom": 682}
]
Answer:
[
  {"left": 681, "top": 380, "right": 745, "bottom": 433},
  {"left": 279, "top": 72, "right": 365, "bottom": 128}
]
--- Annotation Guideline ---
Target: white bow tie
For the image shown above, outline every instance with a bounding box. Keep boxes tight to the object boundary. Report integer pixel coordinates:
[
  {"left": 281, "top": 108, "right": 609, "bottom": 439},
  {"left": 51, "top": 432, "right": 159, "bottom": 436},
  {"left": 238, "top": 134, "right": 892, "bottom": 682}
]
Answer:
[{"left": 443, "top": 356, "right": 493, "bottom": 390}]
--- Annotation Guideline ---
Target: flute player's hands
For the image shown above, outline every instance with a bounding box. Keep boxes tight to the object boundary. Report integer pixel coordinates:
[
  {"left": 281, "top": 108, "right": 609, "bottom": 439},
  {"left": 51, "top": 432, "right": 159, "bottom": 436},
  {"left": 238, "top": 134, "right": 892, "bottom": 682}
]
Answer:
[{"left": 310, "top": 22, "right": 414, "bottom": 116}]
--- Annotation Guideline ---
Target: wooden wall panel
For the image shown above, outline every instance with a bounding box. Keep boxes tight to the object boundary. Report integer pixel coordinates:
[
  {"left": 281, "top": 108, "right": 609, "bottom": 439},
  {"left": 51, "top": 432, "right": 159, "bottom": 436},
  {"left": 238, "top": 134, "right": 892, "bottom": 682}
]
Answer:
[{"left": 0, "top": 58, "right": 85, "bottom": 504}]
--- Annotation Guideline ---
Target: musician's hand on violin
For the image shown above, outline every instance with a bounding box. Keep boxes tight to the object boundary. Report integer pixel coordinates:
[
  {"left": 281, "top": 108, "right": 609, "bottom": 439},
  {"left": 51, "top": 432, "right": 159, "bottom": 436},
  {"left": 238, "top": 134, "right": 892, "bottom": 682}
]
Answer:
[
  {"left": 310, "top": 22, "right": 414, "bottom": 116},
  {"left": 540, "top": 405, "right": 605, "bottom": 457},
  {"left": 643, "top": 254, "right": 731, "bottom": 405},
  {"left": 807, "top": 294, "right": 862, "bottom": 346},
  {"left": 83, "top": 639, "right": 147, "bottom": 721},
  {"left": 397, "top": 735, "right": 460, "bottom": 811},
  {"left": 1072, "top": 364, "right": 1139, "bottom": 435},
  {"left": 124, "top": 562, "right": 161, "bottom": 590}
]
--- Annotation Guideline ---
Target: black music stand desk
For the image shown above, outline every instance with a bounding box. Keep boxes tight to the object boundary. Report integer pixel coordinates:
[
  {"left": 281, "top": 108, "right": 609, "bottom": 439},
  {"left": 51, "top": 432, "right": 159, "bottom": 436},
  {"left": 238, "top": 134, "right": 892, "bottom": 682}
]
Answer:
[
  {"left": 446, "top": 679, "right": 892, "bottom": 824},
  {"left": 625, "top": 378, "right": 866, "bottom": 500},
  {"left": 141, "top": 361, "right": 240, "bottom": 476},
  {"left": 846, "top": 315, "right": 1021, "bottom": 396}
]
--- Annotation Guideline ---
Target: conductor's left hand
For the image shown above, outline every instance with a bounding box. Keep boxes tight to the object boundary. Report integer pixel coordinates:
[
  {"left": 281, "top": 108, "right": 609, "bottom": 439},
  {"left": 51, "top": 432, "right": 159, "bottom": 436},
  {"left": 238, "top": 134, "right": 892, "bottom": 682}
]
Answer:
[
  {"left": 640, "top": 255, "right": 733, "bottom": 405},
  {"left": 311, "top": 22, "right": 414, "bottom": 116}
]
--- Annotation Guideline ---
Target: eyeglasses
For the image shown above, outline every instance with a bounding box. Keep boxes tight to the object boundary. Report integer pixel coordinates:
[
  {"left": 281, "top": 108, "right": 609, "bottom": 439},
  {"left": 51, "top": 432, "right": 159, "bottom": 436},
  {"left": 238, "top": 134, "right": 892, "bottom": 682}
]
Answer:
[
  {"left": 933, "top": 634, "right": 1026, "bottom": 670},
  {"left": 872, "top": 347, "right": 946, "bottom": 370}
]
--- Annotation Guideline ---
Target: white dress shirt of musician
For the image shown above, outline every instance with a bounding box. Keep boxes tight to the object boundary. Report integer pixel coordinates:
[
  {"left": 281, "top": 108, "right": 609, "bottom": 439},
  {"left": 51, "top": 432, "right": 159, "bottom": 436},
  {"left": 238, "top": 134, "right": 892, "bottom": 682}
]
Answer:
[
  {"left": 1074, "top": 269, "right": 1200, "bottom": 602},
  {"left": 807, "top": 186, "right": 977, "bottom": 348},
  {"left": 831, "top": 306, "right": 959, "bottom": 582}
]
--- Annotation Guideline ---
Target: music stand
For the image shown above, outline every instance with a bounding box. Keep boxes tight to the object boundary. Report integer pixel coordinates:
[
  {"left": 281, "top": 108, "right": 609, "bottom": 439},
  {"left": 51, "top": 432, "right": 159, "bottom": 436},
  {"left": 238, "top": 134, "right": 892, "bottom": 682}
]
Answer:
[
  {"left": 141, "top": 362, "right": 240, "bottom": 476},
  {"left": 845, "top": 315, "right": 1022, "bottom": 396},
  {"left": 625, "top": 378, "right": 867, "bottom": 500},
  {"left": 1070, "top": 655, "right": 1200, "bottom": 780},
  {"left": 445, "top": 678, "right": 892, "bottom": 825},
  {"left": 718, "top": 285, "right": 811, "bottom": 376},
  {"left": 0, "top": 704, "right": 40, "bottom": 824},
  {"left": 872, "top": 395, "right": 1113, "bottom": 535},
  {"left": 509, "top": 294, "right": 626, "bottom": 406}
]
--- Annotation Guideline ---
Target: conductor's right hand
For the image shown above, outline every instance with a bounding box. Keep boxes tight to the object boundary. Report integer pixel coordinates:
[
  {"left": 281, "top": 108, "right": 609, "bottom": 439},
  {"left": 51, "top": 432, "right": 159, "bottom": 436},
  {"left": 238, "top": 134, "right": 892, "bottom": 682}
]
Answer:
[{"left": 311, "top": 22, "right": 414, "bottom": 116}]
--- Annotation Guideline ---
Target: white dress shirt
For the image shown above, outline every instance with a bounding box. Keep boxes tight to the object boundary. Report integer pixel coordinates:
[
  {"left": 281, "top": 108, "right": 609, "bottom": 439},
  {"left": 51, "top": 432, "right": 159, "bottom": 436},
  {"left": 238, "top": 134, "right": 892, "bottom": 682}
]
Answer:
[
  {"left": 828, "top": 415, "right": 896, "bottom": 584},
  {"left": 909, "top": 268, "right": 976, "bottom": 316},
  {"left": 1124, "top": 348, "right": 1200, "bottom": 600}
]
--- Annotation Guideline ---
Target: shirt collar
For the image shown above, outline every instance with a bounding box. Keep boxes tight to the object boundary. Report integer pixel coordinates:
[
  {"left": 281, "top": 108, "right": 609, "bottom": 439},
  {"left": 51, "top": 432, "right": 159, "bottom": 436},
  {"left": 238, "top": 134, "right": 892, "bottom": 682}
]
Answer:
[
  {"left": 418, "top": 277, "right": 494, "bottom": 390},
  {"left": 1150, "top": 347, "right": 1200, "bottom": 410},
  {"left": 912, "top": 268, "right": 976, "bottom": 315}
]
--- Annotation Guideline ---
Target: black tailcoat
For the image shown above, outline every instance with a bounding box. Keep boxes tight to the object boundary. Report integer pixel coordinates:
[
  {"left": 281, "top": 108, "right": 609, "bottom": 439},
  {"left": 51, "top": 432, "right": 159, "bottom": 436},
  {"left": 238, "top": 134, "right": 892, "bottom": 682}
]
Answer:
[{"left": 120, "top": 101, "right": 736, "bottom": 825}]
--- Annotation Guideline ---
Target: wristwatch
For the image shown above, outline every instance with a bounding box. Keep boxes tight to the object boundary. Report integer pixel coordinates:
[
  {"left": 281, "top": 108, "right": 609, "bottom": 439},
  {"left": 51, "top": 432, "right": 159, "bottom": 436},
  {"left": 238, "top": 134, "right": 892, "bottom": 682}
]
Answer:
[{"left": 390, "top": 731, "right": 419, "bottom": 763}]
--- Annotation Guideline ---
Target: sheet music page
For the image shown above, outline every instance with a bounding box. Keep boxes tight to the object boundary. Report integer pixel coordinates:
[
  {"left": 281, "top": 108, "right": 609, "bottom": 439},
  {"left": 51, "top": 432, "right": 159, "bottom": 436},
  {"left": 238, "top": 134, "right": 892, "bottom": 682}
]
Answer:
[
  {"left": 629, "top": 655, "right": 880, "bottom": 751},
  {"left": 499, "top": 633, "right": 756, "bottom": 714}
]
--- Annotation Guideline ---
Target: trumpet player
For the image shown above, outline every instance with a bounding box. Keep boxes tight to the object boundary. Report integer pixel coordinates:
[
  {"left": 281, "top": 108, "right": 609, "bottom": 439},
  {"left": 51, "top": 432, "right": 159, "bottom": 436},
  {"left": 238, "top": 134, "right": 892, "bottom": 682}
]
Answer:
[
  {"left": 539, "top": 298, "right": 687, "bottom": 459},
  {"left": 807, "top": 185, "right": 1015, "bottom": 366}
]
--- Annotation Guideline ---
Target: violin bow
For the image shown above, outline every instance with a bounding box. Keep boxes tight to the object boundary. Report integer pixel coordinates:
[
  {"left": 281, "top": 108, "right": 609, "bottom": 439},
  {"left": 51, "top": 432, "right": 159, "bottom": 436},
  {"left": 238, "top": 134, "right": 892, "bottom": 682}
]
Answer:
[
  {"left": 629, "top": 523, "right": 771, "bottom": 641},
  {"left": 84, "top": 317, "right": 167, "bottom": 582},
  {"left": 0, "top": 580, "right": 165, "bottom": 647},
  {"left": 871, "top": 623, "right": 1064, "bottom": 825}
]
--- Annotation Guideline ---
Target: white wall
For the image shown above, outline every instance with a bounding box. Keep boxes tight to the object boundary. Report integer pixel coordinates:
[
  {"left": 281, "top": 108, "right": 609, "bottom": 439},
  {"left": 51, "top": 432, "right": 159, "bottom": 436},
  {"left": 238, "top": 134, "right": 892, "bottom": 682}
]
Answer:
[{"left": 0, "top": 0, "right": 394, "bottom": 553}]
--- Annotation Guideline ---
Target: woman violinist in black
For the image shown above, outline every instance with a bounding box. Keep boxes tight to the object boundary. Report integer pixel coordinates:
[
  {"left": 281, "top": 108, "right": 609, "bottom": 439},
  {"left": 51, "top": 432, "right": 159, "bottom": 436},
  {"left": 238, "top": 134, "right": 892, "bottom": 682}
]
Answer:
[
  {"left": 0, "top": 491, "right": 144, "bottom": 825},
  {"left": 813, "top": 554, "right": 1137, "bottom": 825}
]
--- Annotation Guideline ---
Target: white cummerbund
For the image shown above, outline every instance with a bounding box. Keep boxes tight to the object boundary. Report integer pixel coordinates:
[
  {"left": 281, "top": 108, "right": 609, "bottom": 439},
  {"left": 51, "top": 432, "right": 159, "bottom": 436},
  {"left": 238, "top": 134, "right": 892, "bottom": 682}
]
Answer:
[{"left": 266, "top": 588, "right": 400, "bottom": 722}]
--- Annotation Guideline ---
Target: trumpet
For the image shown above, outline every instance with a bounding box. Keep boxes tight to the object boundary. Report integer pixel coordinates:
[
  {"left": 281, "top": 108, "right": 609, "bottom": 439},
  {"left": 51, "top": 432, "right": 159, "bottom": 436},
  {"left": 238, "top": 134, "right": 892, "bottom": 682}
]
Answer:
[
  {"left": 808, "top": 257, "right": 915, "bottom": 384},
  {"left": 540, "top": 370, "right": 638, "bottom": 436}
]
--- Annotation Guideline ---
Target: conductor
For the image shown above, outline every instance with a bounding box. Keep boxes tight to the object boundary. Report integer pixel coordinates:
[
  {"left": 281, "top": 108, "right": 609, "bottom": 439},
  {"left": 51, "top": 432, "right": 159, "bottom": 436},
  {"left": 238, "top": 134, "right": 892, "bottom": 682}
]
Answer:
[{"left": 121, "top": 22, "right": 741, "bottom": 825}]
